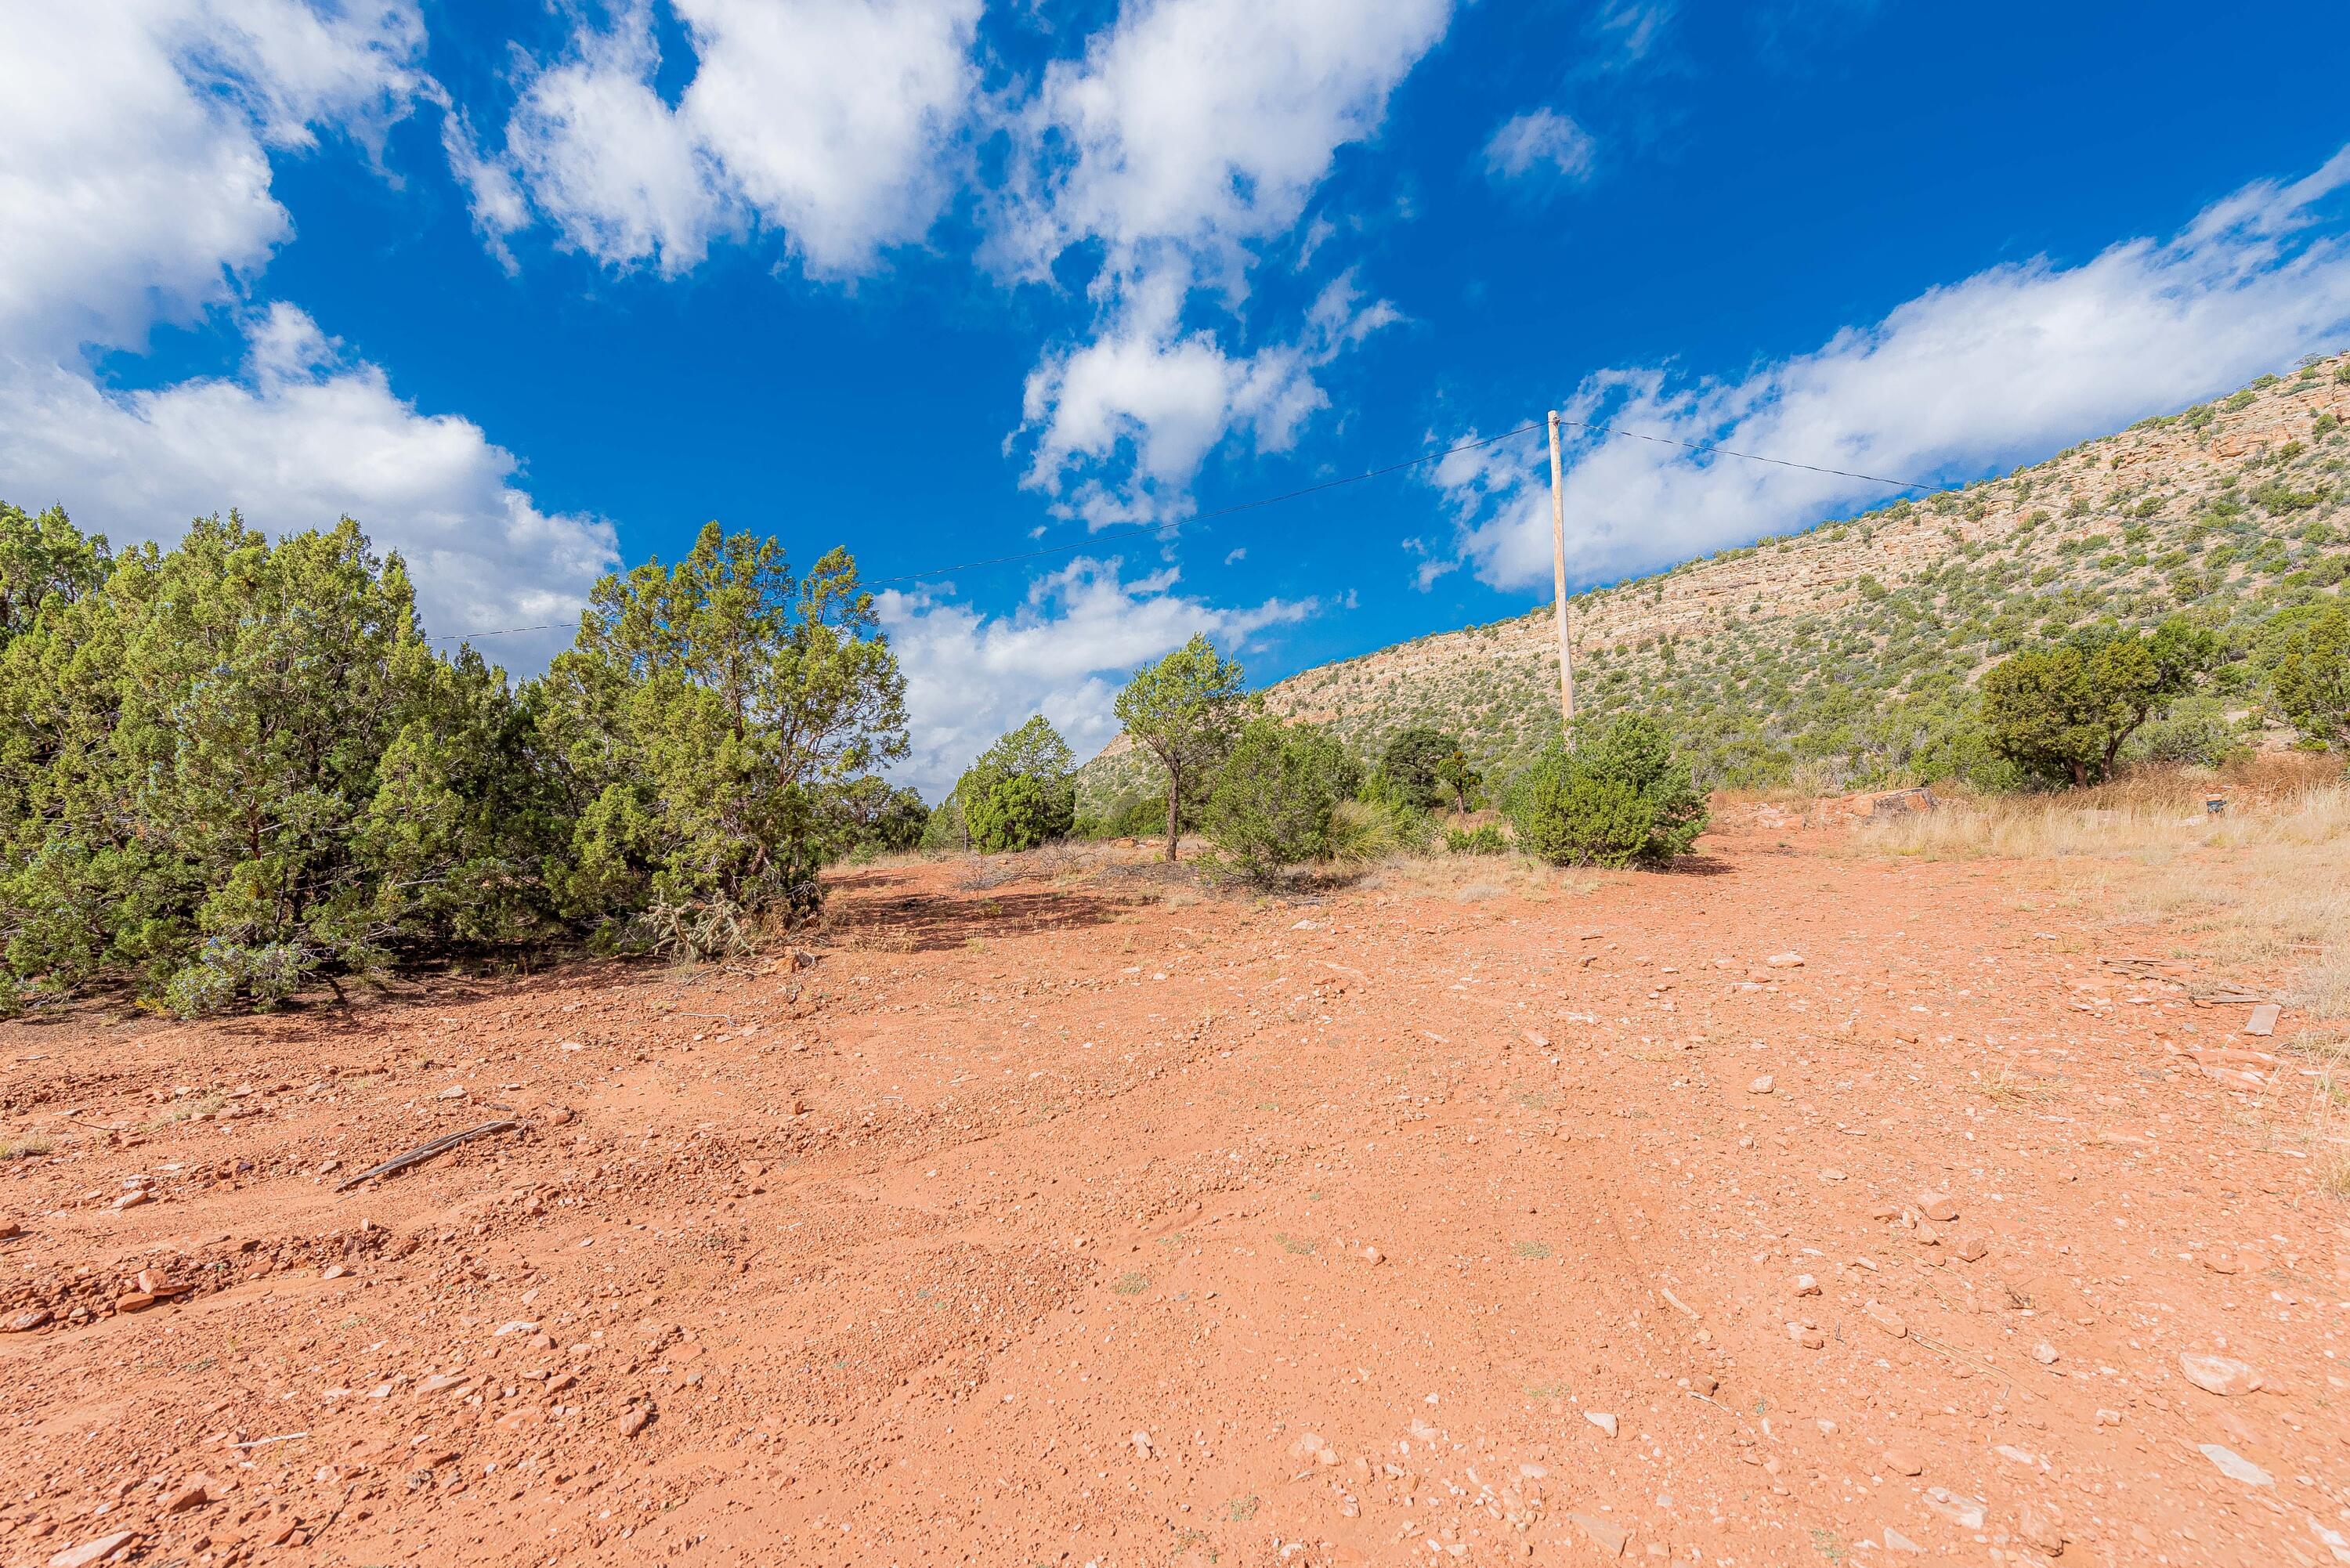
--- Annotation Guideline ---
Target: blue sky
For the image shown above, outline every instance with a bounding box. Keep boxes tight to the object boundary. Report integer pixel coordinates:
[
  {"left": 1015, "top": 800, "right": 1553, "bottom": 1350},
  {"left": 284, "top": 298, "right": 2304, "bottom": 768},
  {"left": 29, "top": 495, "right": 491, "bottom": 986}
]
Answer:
[{"left": 6, "top": 1, "right": 2350, "bottom": 793}]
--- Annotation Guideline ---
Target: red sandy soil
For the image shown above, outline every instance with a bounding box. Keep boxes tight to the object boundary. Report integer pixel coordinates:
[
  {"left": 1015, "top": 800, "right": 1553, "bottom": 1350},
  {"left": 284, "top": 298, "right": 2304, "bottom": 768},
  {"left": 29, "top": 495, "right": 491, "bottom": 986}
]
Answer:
[{"left": 2, "top": 815, "right": 2345, "bottom": 1568}]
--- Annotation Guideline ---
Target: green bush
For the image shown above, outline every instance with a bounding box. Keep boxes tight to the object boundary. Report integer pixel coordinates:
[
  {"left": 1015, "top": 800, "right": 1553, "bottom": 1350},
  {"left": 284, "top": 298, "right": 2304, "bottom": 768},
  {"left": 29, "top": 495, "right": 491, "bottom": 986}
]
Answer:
[
  {"left": 956, "top": 715, "right": 1076, "bottom": 852},
  {"left": 0, "top": 505, "right": 906, "bottom": 1015},
  {"left": 1979, "top": 617, "right": 2218, "bottom": 786},
  {"left": 1203, "top": 716, "right": 1347, "bottom": 881},
  {"left": 1444, "top": 822, "right": 1509, "bottom": 854},
  {"left": 2258, "top": 601, "right": 2350, "bottom": 750},
  {"left": 1509, "top": 716, "right": 1708, "bottom": 869},
  {"left": 1378, "top": 725, "right": 1461, "bottom": 810}
]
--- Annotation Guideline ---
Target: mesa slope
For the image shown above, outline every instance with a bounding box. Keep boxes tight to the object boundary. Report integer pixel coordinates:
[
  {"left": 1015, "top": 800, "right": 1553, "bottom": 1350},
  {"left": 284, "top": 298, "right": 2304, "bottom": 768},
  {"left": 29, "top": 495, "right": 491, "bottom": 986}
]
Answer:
[
  {"left": 2, "top": 816, "right": 2341, "bottom": 1566},
  {"left": 1083, "top": 356, "right": 2350, "bottom": 813}
]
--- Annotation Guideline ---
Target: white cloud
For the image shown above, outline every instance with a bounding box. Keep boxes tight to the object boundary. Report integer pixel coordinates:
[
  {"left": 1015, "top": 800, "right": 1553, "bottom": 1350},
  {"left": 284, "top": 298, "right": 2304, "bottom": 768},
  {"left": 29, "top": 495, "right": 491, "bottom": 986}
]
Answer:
[
  {"left": 993, "top": 0, "right": 1451, "bottom": 289},
  {"left": 0, "top": 0, "right": 616, "bottom": 662},
  {"left": 1019, "top": 266, "right": 1401, "bottom": 524},
  {"left": 463, "top": 0, "right": 982, "bottom": 279},
  {"left": 877, "top": 557, "right": 1312, "bottom": 796},
  {"left": 1482, "top": 109, "right": 1596, "bottom": 187},
  {"left": 998, "top": 0, "right": 1447, "bottom": 523},
  {"left": 1589, "top": 0, "right": 1675, "bottom": 71},
  {"left": 0, "top": 306, "right": 618, "bottom": 667},
  {"left": 0, "top": 0, "right": 427, "bottom": 353},
  {"left": 1432, "top": 149, "right": 2350, "bottom": 593}
]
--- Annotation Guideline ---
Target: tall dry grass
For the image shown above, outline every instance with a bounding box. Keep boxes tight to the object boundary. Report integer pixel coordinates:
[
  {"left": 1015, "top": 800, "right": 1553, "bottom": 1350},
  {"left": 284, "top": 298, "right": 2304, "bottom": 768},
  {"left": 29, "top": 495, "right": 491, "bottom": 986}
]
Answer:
[{"left": 1850, "top": 759, "right": 2350, "bottom": 1021}]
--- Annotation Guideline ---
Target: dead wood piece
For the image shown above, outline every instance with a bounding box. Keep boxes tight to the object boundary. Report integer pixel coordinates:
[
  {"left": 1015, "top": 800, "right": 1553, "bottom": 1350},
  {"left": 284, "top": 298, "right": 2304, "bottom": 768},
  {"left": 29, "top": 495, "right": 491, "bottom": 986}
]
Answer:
[{"left": 335, "top": 1119, "right": 521, "bottom": 1192}]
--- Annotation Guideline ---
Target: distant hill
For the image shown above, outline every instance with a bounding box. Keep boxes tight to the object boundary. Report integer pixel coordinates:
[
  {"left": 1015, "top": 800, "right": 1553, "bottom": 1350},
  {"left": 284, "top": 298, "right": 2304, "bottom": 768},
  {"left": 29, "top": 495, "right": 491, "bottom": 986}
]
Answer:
[{"left": 1079, "top": 353, "right": 2350, "bottom": 815}]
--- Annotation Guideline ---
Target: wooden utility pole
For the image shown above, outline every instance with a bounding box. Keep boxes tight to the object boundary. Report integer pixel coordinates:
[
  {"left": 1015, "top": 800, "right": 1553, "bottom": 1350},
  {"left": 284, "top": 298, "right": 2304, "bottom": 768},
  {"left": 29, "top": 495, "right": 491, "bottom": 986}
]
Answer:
[{"left": 1546, "top": 410, "right": 1576, "bottom": 742}]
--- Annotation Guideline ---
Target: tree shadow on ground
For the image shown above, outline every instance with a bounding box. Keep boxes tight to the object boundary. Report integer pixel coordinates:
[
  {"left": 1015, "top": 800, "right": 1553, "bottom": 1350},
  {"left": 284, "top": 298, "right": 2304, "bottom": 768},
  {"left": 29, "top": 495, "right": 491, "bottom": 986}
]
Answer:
[{"left": 823, "top": 868, "right": 1137, "bottom": 953}]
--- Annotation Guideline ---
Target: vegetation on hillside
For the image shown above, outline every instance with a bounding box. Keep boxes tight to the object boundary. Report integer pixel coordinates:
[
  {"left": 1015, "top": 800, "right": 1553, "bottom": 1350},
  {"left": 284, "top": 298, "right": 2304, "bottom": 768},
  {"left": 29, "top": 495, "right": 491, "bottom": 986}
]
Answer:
[{"left": 1080, "top": 353, "right": 2350, "bottom": 807}]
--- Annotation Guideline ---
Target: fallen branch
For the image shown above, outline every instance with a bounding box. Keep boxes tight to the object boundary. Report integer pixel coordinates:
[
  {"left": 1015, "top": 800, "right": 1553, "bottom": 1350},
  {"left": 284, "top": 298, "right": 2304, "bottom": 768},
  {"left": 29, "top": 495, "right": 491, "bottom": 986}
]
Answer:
[
  {"left": 336, "top": 1119, "right": 520, "bottom": 1192},
  {"left": 229, "top": 1431, "right": 310, "bottom": 1450}
]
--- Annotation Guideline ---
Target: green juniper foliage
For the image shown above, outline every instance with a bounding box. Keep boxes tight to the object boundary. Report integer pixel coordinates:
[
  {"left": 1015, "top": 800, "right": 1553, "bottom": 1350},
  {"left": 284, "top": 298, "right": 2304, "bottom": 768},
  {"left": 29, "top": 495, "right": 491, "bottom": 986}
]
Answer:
[
  {"left": 1202, "top": 714, "right": 1355, "bottom": 882},
  {"left": 1509, "top": 715, "right": 1708, "bottom": 869},
  {"left": 1113, "top": 634, "right": 1246, "bottom": 862},
  {"left": 2258, "top": 600, "right": 2350, "bottom": 750},
  {"left": 0, "top": 508, "right": 904, "bottom": 1016},
  {"left": 1980, "top": 618, "right": 2217, "bottom": 786},
  {"left": 956, "top": 714, "right": 1077, "bottom": 852}
]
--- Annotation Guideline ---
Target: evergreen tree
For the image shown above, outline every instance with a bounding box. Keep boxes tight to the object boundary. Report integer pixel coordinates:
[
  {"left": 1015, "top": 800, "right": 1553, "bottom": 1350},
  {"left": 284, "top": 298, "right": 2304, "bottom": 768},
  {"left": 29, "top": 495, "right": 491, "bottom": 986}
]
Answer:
[{"left": 1113, "top": 636, "right": 1245, "bottom": 862}]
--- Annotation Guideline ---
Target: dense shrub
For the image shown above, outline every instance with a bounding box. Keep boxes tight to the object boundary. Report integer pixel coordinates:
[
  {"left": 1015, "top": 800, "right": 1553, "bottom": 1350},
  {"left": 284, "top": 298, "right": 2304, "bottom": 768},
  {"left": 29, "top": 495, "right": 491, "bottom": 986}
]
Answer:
[
  {"left": 957, "top": 715, "right": 1077, "bottom": 852},
  {"left": 1379, "top": 725, "right": 1462, "bottom": 810},
  {"left": 1509, "top": 716, "right": 1708, "bottom": 868},
  {"left": 2258, "top": 601, "right": 2349, "bottom": 750},
  {"left": 0, "top": 506, "right": 906, "bottom": 1015},
  {"left": 1444, "top": 822, "right": 1509, "bottom": 854},
  {"left": 1979, "top": 617, "right": 2218, "bottom": 786},
  {"left": 1203, "top": 716, "right": 1352, "bottom": 881}
]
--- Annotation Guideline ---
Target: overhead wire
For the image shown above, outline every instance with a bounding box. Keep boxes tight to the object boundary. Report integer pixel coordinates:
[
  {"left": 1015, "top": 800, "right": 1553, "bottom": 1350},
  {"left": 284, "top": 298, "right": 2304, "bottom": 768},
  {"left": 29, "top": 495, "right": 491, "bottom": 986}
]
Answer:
[{"left": 428, "top": 414, "right": 1953, "bottom": 642}]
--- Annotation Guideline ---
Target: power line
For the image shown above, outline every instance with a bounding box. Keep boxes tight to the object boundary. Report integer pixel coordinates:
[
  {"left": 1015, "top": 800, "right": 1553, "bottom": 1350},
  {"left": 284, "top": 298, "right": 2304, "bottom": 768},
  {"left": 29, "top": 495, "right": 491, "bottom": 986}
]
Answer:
[{"left": 428, "top": 414, "right": 1955, "bottom": 642}]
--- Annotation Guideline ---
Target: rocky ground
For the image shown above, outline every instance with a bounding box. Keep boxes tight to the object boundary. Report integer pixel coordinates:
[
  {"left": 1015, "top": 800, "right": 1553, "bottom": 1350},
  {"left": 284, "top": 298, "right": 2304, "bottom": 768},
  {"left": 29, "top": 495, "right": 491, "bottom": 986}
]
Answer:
[{"left": 2, "top": 813, "right": 2345, "bottom": 1568}]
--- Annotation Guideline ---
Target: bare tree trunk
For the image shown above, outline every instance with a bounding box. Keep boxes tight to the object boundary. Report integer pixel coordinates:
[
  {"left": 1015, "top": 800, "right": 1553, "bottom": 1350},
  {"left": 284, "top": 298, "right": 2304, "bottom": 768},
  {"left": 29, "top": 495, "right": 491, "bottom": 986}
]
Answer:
[{"left": 1164, "top": 764, "right": 1180, "bottom": 862}]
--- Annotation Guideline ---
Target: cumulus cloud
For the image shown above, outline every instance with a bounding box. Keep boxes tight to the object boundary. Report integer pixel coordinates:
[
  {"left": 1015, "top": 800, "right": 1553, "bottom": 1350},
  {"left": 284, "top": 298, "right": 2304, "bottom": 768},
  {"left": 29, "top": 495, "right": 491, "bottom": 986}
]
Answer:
[
  {"left": 1019, "top": 267, "right": 1403, "bottom": 526},
  {"left": 0, "top": 0, "right": 427, "bottom": 353},
  {"left": 0, "top": 1, "right": 611, "bottom": 663},
  {"left": 1483, "top": 109, "right": 1596, "bottom": 188},
  {"left": 992, "top": 0, "right": 1451, "bottom": 290},
  {"left": 1000, "top": 0, "right": 1447, "bottom": 522},
  {"left": 0, "top": 305, "right": 617, "bottom": 666},
  {"left": 1429, "top": 149, "right": 2350, "bottom": 593},
  {"left": 877, "top": 557, "right": 1312, "bottom": 797},
  {"left": 457, "top": 0, "right": 982, "bottom": 279}
]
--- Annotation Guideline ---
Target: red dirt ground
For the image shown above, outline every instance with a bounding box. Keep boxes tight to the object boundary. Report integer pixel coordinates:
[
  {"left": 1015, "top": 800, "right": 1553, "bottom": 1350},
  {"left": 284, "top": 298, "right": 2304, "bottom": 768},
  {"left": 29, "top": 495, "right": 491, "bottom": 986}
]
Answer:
[{"left": 2, "top": 815, "right": 2345, "bottom": 1568}]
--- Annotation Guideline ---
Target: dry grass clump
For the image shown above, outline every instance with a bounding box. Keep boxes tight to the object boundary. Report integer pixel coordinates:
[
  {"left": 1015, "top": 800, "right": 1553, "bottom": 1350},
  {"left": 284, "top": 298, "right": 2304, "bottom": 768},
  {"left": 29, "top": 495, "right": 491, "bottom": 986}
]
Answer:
[
  {"left": 1854, "top": 761, "right": 2348, "bottom": 1021},
  {"left": 1350, "top": 851, "right": 1599, "bottom": 902},
  {"left": 1851, "top": 757, "right": 2344, "bottom": 862}
]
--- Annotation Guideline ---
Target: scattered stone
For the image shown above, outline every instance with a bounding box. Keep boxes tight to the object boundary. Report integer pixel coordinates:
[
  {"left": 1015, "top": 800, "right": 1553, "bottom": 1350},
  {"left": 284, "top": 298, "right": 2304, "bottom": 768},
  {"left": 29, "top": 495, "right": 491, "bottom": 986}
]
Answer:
[
  {"left": 2200, "top": 1251, "right": 2242, "bottom": 1275},
  {"left": 494, "top": 1320, "right": 541, "bottom": 1337},
  {"left": 3, "top": 1308, "right": 52, "bottom": 1333},
  {"left": 2197, "top": 1443, "right": 2273, "bottom": 1487},
  {"left": 1916, "top": 1191, "right": 1958, "bottom": 1223},
  {"left": 115, "top": 1292, "right": 157, "bottom": 1313},
  {"left": 2018, "top": 1499, "right": 2065, "bottom": 1556},
  {"left": 161, "top": 1476, "right": 218, "bottom": 1513},
  {"left": 1793, "top": 1274, "right": 1820, "bottom": 1296},
  {"left": 0, "top": 1219, "right": 21, "bottom": 1238},
  {"left": 110, "top": 1190, "right": 150, "bottom": 1212},
  {"left": 1880, "top": 1527, "right": 1925, "bottom": 1555},
  {"left": 1747, "top": 1075, "right": 1775, "bottom": 1095},
  {"left": 2179, "top": 1353, "right": 2262, "bottom": 1397},
  {"left": 543, "top": 1106, "right": 574, "bottom": 1126},
  {"left": 1922, "top": 1487, "right": 1987, "bottom": 1530},
  {"left": 2245, "top": 1003, "right": 2280, "bottom": 1037},
  {"left": 1864, "top": 1302, "right": 1906, "bottom": 1339},
  {"left": 2094, "top": 1408, "right": 2121, "bottom": 1427},
  {"left": 1567, "top": 1512, "right": 1629, "bottom": 1556},
  {"left": 618, "top": 1404, "right": 652, "bottom": 1438},
  {"left": 1882, "top": 1449, "right": 1923, "bottom": 1477},
  {"left": 1786, "top": 1322, "right": 1826, "bottom": 1349},
  {"left": 320, "top": 1265, "right": 347, "bottom": 1281},
  {"left": 1361, "top": 1245, "right": 1384, "bottom": 1266},
  {"left": 2033, "top": 1341, "right": 2059, "bottom": 1366},
  {"left": 1130, "top": 1431, "right": 1153, "bottom": 1458},
  {"left": 47, "top": 1532, "right": 136, "bottom": 1568},
  {"left": 1585, "top": 1411, "right": 1618, "bottom": 1438},
  {"left": 1763, "top": 952, "right": 1805, "bottom": 968},
  {"left": 1953, "top": 1234, "right": 1988, "bottom": 1263}
]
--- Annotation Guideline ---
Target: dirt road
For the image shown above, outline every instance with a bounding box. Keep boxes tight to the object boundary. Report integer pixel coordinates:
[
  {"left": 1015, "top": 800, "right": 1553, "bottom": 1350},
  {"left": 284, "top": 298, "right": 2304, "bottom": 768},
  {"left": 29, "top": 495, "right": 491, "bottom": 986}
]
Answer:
[{"left": 2, "top": 819, "right": 2344, "bottom": 1566}]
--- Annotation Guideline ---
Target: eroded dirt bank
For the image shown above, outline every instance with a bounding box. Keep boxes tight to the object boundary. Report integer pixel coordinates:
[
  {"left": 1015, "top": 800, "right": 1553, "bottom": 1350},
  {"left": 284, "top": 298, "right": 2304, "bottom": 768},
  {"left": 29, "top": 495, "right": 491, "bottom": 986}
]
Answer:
[{"left": 2, "top": 822, "right": 2345, "bottom": 1566}]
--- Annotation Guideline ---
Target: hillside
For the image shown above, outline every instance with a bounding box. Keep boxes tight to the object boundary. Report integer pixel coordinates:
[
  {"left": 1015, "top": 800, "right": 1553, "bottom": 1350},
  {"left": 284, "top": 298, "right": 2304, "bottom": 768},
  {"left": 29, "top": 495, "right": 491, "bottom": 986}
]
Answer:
[{"left": 1079, "top": 353, "right": 2350, "bottom": 815}]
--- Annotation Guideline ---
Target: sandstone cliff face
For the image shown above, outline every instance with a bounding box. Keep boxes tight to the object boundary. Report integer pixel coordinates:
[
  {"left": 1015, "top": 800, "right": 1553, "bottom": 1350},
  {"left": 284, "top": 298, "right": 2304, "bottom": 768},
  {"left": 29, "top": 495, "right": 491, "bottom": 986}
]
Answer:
[{"left": 1080, "top": 359, "right": 2350, "bottom": 811}]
